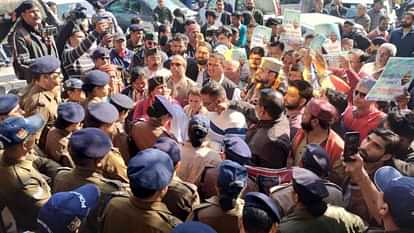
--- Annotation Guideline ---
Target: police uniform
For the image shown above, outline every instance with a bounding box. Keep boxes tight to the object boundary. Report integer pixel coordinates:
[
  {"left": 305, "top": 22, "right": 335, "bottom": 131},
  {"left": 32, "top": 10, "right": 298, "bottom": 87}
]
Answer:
[
  {"left": 81, "top": 70, "right": 110, "bottom": 108},
  {"left": 53, "top": 128, "right": 129, "bottom": 233},
  {"left": 0, "top": 114, "right": 50, "bottom": 231},
  {"left": 153, "top": 137, "right": 201, "bottom": 221},
  {"left": 188, "top": 161, "right": 247, "bottom": 233},
  {"left": 20, "top": 56, "right": 61, "bottom": 150},
  {"left": 171, "top": 221, "right": 217, "bottom": 233},
  {"left": 0, "top": 95, "right": 20, "bottom": 119},
  {"left": 102, "top": 149, "right": 182, "bottom": 233},
  {"left": 45, "top": 102, "right": 85, "bottom": 167}
]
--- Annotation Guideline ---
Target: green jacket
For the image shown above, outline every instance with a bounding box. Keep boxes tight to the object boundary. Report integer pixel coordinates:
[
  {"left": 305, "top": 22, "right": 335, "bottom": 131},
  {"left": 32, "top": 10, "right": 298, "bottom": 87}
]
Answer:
[{"left": 278, "top": 205, "right": 366, "bottom": 233}]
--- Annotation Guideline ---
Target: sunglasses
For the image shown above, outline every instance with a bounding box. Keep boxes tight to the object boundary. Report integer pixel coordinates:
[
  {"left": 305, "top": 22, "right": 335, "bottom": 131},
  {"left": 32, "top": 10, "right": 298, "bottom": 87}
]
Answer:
[
  {"left": 171, "top": 62, "right": 183, "bottom": 67},
  {"left": 354, "top": 90, "right": 367, "bottom": 98}
]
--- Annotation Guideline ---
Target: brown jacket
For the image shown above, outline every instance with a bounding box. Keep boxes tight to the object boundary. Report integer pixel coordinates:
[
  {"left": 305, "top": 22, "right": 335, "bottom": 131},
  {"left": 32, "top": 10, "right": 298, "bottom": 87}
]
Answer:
[
  {"left": 101, "top": 148, "right": 128, "bottom": 183},
  {"left": 102, "top": 197, "right": 181, "bottom": 233},
  {"left": 45, "top": 127, "right": 74, "bottom": 167},
  {"left": 131, "top": 119, "right": 172, "bottom": 151}
]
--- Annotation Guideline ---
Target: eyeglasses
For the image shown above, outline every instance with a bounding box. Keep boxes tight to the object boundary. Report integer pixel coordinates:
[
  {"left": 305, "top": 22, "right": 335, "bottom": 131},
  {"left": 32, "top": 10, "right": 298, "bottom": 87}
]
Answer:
[
  {"left": 171, "top": 62, "right": 183, "bottom": 67},
  {"left": 354, "top": 90, "right": 367, "bottom": 98}
]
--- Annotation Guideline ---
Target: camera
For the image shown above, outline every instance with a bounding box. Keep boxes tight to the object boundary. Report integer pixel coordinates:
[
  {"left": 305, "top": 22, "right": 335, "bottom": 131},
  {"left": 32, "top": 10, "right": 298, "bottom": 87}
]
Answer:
[
  {"left": 68, "top": 4, "right": 87, "bottom": 21},
  {"left": 41, "top": 25, "right": 58, "bottom": 37}
]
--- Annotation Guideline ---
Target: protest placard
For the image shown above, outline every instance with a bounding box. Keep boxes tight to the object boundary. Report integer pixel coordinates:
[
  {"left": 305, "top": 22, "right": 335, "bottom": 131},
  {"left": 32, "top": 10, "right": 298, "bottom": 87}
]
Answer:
[
  {"left": 279, "top": 9, "right": 302, "bottom": 50},
  {"left": 315, "top": 23, "right": 341, "bottom": 54},
  {"left": 366, "top": 58, "right": 414, "bottom": 101},
  {"left": 250, "top": 25, "right": 272, "bottom": 49},
  {"left": 309, "top": 34, "right": 327, "bottom": 51},
  {"left": 324, "top": 51, "right": 348, "bottom": 68}
]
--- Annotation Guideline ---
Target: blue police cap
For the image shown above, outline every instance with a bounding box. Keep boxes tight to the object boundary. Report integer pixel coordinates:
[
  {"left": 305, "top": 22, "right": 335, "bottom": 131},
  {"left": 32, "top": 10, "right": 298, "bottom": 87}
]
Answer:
[
  {"left": 128, "top": 148, "right": 174, "bottom": 190},
  {"left": 188, "top": 115, "right": 209, "bottom": 138},
  {"left": 30, "top": 55, "right": 61, "bottom": 74},
  {"left": 64, "top": 78, "right": 84, "bottom": 90},
  {"left": 223, "top": 136, "right": 251, "bottom": 165},
  {"left": 0, "top": 94, "right": 19, "bottom": 115},
  {"left": 69, "top": 128, "right": 112, "bottom": 159},
  {"left": 129, "top": 24, "right": 144, "bottom": 32},
  {"left": 172, "top": 221, "right": 217, "bottom": 233},
  {"left": 38, "top": 184, "right": 100, "bottom": 233},
  {"left": 87, "top": 102, "right": 119, "bottom": 124},
  {"left": 154, "top": 95, "right": 177, "bottom": 117},
  {"left": 153, "top": 136, "right": 181, "bottom": 165},
  {"left": 302, "top": 144, "right": 331, "bottom": 178},
  {"left": 110, "top": 93, "right": 134, "bottom": 110},
  {"left": 91, "top": 47, "right": 110, "bottom": 60},
  {"left": 292, "top": 167, "right": 329, "bottom": 203},
  {"left": 83, "top": 70, "right": 110, "bottom": 87},
  {"left": 374, "top": 166, "right": 414, "bottom": 228},
  {"left": 0, "top": 114, "right": 44, "bottom": 146},
  {"left": 244, "top": 192, "right": 282, "bottom": 223},
  {"left": 58, "top": 102, "right": 85, "bottom": 124},
  {"left": 217, "top": 160, "right": 247, "bottom": 193}
]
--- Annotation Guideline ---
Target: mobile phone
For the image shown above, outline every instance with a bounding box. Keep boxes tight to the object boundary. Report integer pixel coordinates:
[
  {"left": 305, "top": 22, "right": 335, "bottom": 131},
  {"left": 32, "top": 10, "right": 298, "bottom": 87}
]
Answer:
[{"left": 343, "top": 131, "right": 360, "bottom": 162}]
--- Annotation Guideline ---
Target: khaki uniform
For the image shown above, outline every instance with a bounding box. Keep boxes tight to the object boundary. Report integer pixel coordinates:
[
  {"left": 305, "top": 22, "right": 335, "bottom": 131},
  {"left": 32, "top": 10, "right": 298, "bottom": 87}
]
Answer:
[
  {"left": 45, "top": 127, "right": 74, "bottom": 167},
  {"left": 131, "top": 119, "right": 173, "bottom": 151},
  {"left": 53, "top": 166, "right": 129, "bottom": 233},
  {"left": 101, "top": 148, "right": 129, "bottom": 183},
  {"left": 21, "top": 85, "right": 59, "bottom": 149},
  {"left": 0, "top": 156, "right": 51, "bottom": 231},
  {"left": 187, "top": 196, "right": 244, "bottom": 233},
  {"left": 102, "top": 196, "right": 182, "bottom": 233},
  {"left": 112, "top": 122, "right": 131, "bottom": 164},
  {"left": 162, "top": 175, "right": 200, "bottom": 221},
  {"left": 278, "top": 206, "right": 366, "bottom": 233}
]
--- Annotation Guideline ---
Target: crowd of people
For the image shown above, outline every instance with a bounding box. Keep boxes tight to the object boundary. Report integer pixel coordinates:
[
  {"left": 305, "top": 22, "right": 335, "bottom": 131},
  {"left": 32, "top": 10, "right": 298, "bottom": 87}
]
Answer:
[{"left": 1, "top": 0, "right": 414, "bottom": 232}]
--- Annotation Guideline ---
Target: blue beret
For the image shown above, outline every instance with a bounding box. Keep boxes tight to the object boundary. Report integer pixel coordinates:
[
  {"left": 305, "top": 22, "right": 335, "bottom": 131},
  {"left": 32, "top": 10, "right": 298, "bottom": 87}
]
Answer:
[
  {"left": 58, "top": 102, "right": 85, "bottom": 123},
  {"left": 172, "top": 222, "right": 217, "bottom": 233},
  {"left": 69, "top": 128, "right": 112, "bottom": 159},
  {"left": 0, "top": 94, "right": 19, "bottom": 115},
  {"left": 188, "top": 115, "right": 209, "bottom": 137},
  {"left": 153, "top": 137, "right": 181, "bottom": 165},
  {"left": 217, "top": 160, "right": 247, "bottom": 192},
  {"left": 244, "top": 192, "right": 282, "bottom": 223},
  {"left": 110, "top": 94, "right": 134, "bottom": 110},
  {"left": 129, "top": 24, "right": 144, "bottom": 32},
  {"left": 64, "top": 78, "right": 83, "bottom": 90},
  {"left": 154, "top": 95, "right": 177, "bottom": 116},
  {"left": 292, "top": 167, "right": 329, "bottom": 202},
  {"left": 30, "top": 55, "right": 61, "bottom": 74},
  {"left": 91, "top": 47, "right": 110, "bottom": 59},
  {"left": 302, "top": 144, "right": 330, "bottom": 178},
  {"left": 223, "top": 136, "right": 251, "bottom": 165},
  {"left": 87, "top": 102, "right": 119, "bottom": 124},
  {"left": 0, "top": 114, "right": 44, "bottom": 146},
  {"left": 128, "top": 148, "right": 174, "bottom": 190},
  {"left": 38, "top": 184, "right": 100, "bottom": 233},
  {"left": 83, "top": 70, "right": 110, "bottom": 87}
]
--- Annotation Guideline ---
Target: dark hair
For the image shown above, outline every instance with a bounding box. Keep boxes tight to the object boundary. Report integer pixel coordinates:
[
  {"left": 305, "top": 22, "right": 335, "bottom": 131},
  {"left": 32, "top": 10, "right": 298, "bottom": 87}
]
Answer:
[
  {"left": 293, "top": 182, "right": 328, "bottom": 217},
  {"left": 197, "top": 41, "right": 213, "bottom": 52},
  {"left": 324, "top": 88, "right": 348, "bottom": 115},
  {"left": 218, "top": 188, "right": 243, "bottom": 211},
  {"left": 200, "top": 81, "right": 226, "bottom": 99},
  {"left": 258, "top": 89, "right": 284, "bottom": 120},
  {"left": 270, "top": 41, "right": 285, "bottom": 52},
  {"left": 317, "top": 118, "right": 331, "bottom": 130},
  {"left": 290, "top": 80, "right": 313, "bottom": 102},
  {"left": 250, "top": 47, "right": 265, "bottom": 57},
  {"left": 110, "top": 100, "right": 128, "bottom": 114},
  {"left": 371, "top": 128, "right": 400, "bottom": 155},
  {"left": 209, "top": 52, "right": 225, "bottom": 64},
  {"left": 379, "top": 15, "right": 390, "bottom": 23},
  {"left": 386, "top": 111, "right": 414, "bottom": 140},
  {"left": 54, "top": 117, "right": 74, "bottom": 130},
  {"left": 147, "top": 101, "right": 170, "bottom": 118},
  {"left": 171, "top": 33, "right": 188, "bottom": 44},
  {"left": 145, "top": 48, "right": 161, "bottom": 58},
  {"left": 131, "top": 185, "right": 158, "bottom": 199},
  {"left": 230, "top": 26, "right": 239, "bottom": 36},
  {"left": 305, "top": 34, "right": 315, "bottom": 40},
  {"left": 158, "top": 24, "right": 169, "bottom": 34},
  {"left": 217, "top": 26, "right": 232, "bottom": 38},
  {"left": 185, "top": 19, "right": 197, "bottom": 26},
  {"left": 242, "top": 206, "right": 275, "bottom": 233},
  {"left": 188, "top": 125, "right": 208, "bottom": 147},
  {"left": 83, "top": 115, "right": 105, "bottom": 128},
  {"left": 130, "top": 16, "right": 141, "bottom": 25}
]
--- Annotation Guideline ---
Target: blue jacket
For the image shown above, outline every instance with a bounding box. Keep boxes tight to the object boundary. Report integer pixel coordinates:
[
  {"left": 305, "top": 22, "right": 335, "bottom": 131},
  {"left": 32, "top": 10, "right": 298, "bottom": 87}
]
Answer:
[{"left": 389, "top": 27, "right": 414, "bottom": 57}]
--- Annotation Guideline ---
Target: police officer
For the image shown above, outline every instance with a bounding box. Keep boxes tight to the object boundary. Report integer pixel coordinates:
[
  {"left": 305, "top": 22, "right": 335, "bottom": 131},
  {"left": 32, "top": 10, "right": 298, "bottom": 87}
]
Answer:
[
  {"left": 53, "top": 127, "right": 128, "bottom": 233},
  {"left": 188, "top": 160, "right": 247, "bottom": 233},
  {"left": 199, "top": 136, "right": 257, "bottom": 200},
  {"left": 0, "top": 114, "right": 50, "bottom": 231},
  {"left": 277, "top": 167, "right": 365, "bottom": 233},
  {"left": 45, "top": 102, "right": 85, "bottom": 167},
  {"left": 84, "top": 102, "right": 128, "bottom": 183},
  {"left": 102, "top": 148, "right": 182, "bottom": 233},
  {"left": 0, "top": 94, "right": 24, "bottom": 122},
  {"left": 172, "top": 221, "right": 218, "bottom": 233},
  {"left": 153, "top": 137, "right": 200, "bottom": 221},
  {"left": 37, "top": 184, "right": 100, "bottom": 233},
  {"left": 20, "top": 55, "right": 61, "bottom": 150},
  {"left": 82, "top": 70, "right": 111, "bottom": 107},
  {"left": 109, "top": 93, "right": 135, "bottom": 163},
  {"left": 241, "top": 192, "right": 282, "bottom": 233},
  {"left": 63, "top": 78, "right": 86, "bottom": 103},
  {"left": 11, "top": 0, "right": 58, "bottom": 82},
  {"left": 270, "top": 144, "right": 346, "bottom": 216}
]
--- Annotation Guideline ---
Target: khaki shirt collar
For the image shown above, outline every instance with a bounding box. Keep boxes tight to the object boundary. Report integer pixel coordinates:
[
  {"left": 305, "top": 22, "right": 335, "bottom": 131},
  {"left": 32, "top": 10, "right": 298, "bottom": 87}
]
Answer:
[{"left": 129, "top": 197, "right": 171, "bottom": 213}]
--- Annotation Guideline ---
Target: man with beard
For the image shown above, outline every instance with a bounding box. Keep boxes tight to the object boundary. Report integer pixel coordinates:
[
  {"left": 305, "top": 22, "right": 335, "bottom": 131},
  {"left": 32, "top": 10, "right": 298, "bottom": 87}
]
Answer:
[
  {"left": 195, "top": 41, "right": 212, "bottom": 86},
  {"left": 127, "top": 24, "right": 145, "bottom": 53},
  {"left": 164, "top": 34, "right": 199, "bottom": 81},
  {"left": 346, "top": 128, "right": 399, "bottom": 223},
  {"left": 389, "top": 12, "right": 414, "bottom": 57},
  {"left": 244, "top": 0, "right": 264, "bottom": 25},
  {"left": 367, "top": 16, "right": 390, "bottom": 40},
  {"left": 290, "top": 98, "right": 344, "bottom": 171},
  {"left": 343, "top": 78, "right": 385, "bottom": 141},
  {"left": 360, "top": 43, "right": 396, "bottom": 76},
  {"left": 284, "top": 80, "right": 313, "bottom": 139}
]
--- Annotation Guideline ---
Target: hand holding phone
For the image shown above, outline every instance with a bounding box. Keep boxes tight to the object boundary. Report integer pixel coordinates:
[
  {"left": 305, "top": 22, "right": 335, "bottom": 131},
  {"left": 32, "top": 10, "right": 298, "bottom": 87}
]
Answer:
[{"left": 343, "top": 131, "right": 360, "bottom": 162}]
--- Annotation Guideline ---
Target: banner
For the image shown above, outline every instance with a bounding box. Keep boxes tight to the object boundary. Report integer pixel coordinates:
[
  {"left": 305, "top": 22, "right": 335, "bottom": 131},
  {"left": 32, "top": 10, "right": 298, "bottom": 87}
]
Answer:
[
  {"left": 324, "top": 51, "right": 348, "bottom": 69},
  {"left": 315, "top": 23, "right": 341, "bottom": 54},
  {"left": 366, "top": 58, "right": 414, "bottom": 101},
  {"left": 250, "top": 25, "right": 272, "bottom": 49},
  {"left": 280, "top": 9, "right": 301, "bottom": 49}
]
